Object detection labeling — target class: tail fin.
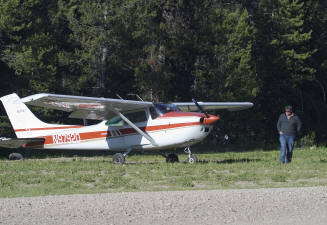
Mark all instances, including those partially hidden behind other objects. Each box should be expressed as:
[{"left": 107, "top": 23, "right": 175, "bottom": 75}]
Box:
[{"left": 0, "top": 93, "right": 52, "bottom": 138}]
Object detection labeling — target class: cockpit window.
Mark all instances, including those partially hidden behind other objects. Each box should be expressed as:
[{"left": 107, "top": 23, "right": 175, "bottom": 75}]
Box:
[
  {"left": 154, "top": 103, "right": 181, "bottom": 116},
  {"left": 149, "top": 107, "right": 159, "bottom": 120}
]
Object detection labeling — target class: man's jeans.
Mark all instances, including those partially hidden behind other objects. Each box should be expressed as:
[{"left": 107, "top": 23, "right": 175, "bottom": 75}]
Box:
[{"left": 279, "top": 134, "right": 295, "bottom": 163}]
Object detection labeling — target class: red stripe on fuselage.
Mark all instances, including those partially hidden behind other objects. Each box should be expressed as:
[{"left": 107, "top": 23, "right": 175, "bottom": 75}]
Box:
[
  {"left": 35, "top": 121, "right": 203, "bottom": 146},
  {"left": 42, "top": 130, "right": 109, "bottom": 145},
  {"left": 119, "top": 122, "right": 200, "bottom": 135}
]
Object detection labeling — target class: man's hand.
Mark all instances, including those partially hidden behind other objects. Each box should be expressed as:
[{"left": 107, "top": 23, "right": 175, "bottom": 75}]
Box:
[{"left": 279, "top": 131, "right": 284, "bottom": 135}]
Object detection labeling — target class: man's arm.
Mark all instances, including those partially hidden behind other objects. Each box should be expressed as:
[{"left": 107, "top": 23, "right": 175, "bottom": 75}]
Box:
[{"left": 277, "top": 114, "right": 282, "bottom": 134}]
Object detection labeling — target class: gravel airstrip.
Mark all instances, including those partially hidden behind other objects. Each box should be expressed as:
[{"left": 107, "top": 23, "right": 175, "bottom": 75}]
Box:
[{"left": 1, "top": 186, "right": 327, "bottom": 225}]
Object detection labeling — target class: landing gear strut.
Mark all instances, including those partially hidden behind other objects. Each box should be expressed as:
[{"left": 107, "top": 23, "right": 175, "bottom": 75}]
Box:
[
  {"left": 112, "top": 146, "right": 133, "bottom": 164},
  {"left": 184, "top": 147, "right": 198, "bottom": 164}
]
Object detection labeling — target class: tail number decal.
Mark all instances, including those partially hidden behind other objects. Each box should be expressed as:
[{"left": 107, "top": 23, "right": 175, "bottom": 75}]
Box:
[{"left": 52, "top": 133, "right": 81, "bottom": 144}]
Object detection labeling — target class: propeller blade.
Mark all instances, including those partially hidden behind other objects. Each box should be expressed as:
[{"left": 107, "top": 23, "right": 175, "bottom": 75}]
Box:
[{"left": 192, "top": 98, "right": 209, "bottom": 118}]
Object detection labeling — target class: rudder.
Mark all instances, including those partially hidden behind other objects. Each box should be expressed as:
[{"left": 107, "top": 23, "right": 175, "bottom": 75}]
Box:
[{"left": 0, "top": 93, "right": 51, "bottom": 138}]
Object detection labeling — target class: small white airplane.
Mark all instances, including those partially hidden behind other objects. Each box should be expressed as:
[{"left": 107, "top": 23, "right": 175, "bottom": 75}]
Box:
[{"left": 0, "top": 93, "right": 253, "bottom": 163}]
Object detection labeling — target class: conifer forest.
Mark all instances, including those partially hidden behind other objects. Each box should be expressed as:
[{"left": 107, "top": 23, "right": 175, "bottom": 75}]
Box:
[{"left": 0, "top": 0, "right": 326, "bottom": 147}]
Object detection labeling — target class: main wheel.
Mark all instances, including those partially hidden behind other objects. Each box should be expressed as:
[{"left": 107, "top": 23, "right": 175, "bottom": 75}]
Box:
[
  {"left": 166, "top": 153, "right": 179, "bottom": 163},
  {"left": 9, "top": 153, "right": 23, "bottom": 160},
  {"left": 188, "top": 154, "right": 198, "bottom": 164},
  {"left": 112, "top": 153, "right": 125, "bottom": 164}
]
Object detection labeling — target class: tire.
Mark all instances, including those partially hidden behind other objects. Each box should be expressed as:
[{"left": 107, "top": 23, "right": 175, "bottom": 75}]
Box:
[
  {"left": 188, "top": 154, "right": 198, "bottom": 164},
  {"left": 112, "top": 153, "right": 125, "bottom": 164},
  {"left": 8, "top": 153, "right": 23, "bottom": 160},
  {"left": 166, "top": 153, "right": 179, "bottom": 163}
]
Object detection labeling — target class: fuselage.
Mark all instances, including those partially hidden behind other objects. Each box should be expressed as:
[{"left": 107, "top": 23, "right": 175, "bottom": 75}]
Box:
[{"left": 21, "top": 104, "right": 219, "bottom": 151}]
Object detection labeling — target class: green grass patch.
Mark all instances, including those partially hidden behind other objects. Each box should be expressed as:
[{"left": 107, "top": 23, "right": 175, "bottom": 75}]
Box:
[{"left": 1, "top": 147, "right": 327, "bottom": 198}]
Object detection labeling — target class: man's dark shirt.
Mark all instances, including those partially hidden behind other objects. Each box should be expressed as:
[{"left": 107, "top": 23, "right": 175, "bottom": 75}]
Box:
[{"left": 277, "top": 113, "right": 302, "bottom": 136}]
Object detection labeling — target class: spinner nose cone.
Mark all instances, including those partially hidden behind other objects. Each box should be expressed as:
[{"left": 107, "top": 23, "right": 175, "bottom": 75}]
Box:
[{"left": 202, "top": 115, "right": 220, "bottom": 125}]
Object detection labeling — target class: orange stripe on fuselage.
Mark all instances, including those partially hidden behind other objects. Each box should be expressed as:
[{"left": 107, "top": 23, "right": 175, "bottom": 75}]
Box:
[
  {"left": 118, "top": 122, "right": 200, "bottom": 135},
  {"left": 42, "top": 130, "right": 110, "bottom": 145},
  {"left": 32, "top": 121, "right": 203, "bottom": 146}
]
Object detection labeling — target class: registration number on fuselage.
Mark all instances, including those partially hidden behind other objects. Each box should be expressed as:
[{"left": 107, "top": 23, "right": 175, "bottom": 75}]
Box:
[{"left": 52, "top": 133, "right": 81, "bottom": 144}]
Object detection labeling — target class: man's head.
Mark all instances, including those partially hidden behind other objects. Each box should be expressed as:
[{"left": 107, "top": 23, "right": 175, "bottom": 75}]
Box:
[{"left": 285, "top": 105, "right": 293, "bottom": 116}]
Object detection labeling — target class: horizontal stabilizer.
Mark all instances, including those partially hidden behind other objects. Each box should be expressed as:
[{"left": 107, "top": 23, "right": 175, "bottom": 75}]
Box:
[{"left": 0, "top": 137, "right": 45, "bottom": 148}]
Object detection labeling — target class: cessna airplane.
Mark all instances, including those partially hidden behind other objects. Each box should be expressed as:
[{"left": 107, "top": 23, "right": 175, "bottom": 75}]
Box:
[{"left": 0, "top": 93, "right": 253, "bottom": 163}]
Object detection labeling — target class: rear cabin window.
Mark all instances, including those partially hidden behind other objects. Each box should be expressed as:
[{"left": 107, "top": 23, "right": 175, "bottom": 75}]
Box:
[
  {"left": 105, "top": 111, "right": 147, "bottom": 126},
  {"left": 124, "top": 111, "right": 147, "bottom": 123},
  {"left": 105, "top": 116, "right": 124, "bottom": 126}
]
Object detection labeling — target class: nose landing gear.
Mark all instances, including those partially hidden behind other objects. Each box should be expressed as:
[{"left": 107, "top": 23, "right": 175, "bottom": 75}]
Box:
[
  {"left": 184, "top": 146, "right": 198, "bottom": 164},
  {"left": 160, "top": 147, "right": 198, "bottom": 164}
]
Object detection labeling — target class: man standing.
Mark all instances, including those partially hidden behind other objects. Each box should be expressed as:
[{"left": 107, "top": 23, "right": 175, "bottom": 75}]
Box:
[{"left": 277, "top": 105, "right": 302, "bottom": 163}]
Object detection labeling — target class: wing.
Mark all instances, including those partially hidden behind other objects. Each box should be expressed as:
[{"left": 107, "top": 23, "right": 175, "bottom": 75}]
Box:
[
  {"left": 0, "top": 137, "right": 45, "bottom": 148},
  {"left": 20, "top": 93, "right": 153, "bottom": 120},
  {"left": 172, "top": 102, "right": 254, "bottom": 112}
]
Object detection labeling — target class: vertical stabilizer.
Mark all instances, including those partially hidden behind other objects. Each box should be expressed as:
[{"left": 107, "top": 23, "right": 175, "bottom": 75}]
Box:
[{"left": 0, "top": 93, "right": 51, "bottom": 138}]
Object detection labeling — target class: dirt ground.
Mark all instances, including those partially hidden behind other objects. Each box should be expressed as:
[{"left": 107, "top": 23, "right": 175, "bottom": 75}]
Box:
[{"left": 1, "top": 186, "right": 327, "bottom": 225}]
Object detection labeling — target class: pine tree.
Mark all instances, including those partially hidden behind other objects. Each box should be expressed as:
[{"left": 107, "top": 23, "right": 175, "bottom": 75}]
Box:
[
  {"left": 275, "top": 0, "right": 315, "bottom": 84},
  {"left": 253, "top": 0, "right": 316, "bottom": 146}
]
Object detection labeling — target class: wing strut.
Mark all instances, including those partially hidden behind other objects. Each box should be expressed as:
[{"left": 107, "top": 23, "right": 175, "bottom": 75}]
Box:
[{"left": 110, "top": 107, "right": 158, "bottom": 147}]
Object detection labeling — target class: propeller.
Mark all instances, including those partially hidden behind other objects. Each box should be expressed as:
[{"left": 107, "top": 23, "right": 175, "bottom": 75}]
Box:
[{"left": 192, "top": 98, "right": 209, "bottom": 118}]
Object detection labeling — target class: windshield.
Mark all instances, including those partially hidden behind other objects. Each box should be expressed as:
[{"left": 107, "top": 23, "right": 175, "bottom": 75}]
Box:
[{"left": 154, "top": 103, "right": 181, "bottom": 116}]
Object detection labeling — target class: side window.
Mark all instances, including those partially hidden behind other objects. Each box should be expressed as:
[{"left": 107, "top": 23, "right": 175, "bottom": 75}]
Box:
[
  {"left": 106, "top": 116, "right": 124, "bottom": 126},
  {"left": 124, "top": 111, "right": 147, "bottom": 123},
  {"left": 149, "top": 107, "right": 158, "bottom": 120}
]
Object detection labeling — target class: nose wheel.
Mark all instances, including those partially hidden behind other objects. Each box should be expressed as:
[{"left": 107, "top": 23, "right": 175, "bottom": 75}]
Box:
[
  {"left": 188, "top": 154, "right": 198, "bottom": 163},
  {"left": 184, "top": 147, "right": 198, "bottom": 164}
]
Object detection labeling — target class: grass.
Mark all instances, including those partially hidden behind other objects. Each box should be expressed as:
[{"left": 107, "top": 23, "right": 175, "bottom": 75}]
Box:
[{"left": 1, "top": 146, "right": 327, "bottom": 198}]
